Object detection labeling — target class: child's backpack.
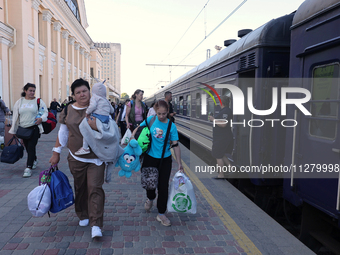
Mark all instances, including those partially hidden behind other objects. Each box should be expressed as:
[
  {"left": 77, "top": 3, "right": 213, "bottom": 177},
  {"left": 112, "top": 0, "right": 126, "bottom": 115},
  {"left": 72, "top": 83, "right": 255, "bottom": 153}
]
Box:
[
  {"left": 49, "top": 170, "right": 74, "bottom": 213},
  {"left": 37, "top": 98, "right": 57, "bottom": 134},
  {"left": 136, "top": 115, "right": 156, "bottom": 154}
]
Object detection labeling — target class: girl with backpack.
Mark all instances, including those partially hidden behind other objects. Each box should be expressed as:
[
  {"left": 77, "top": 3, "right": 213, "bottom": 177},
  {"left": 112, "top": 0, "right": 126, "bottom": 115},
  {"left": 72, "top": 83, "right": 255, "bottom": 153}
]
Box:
[
  {"left": 131, "top": 99, "right": 183, "bottom": 227},
  {"left": 125, "top": 89, "right": 146, "bottom": 131}
]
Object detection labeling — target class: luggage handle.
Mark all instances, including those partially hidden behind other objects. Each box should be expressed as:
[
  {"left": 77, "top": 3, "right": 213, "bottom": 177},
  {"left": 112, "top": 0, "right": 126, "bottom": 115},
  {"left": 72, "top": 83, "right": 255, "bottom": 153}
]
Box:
[
  {"left": 48, "top": 164, "right": 58, "bottom": 173},
  {"left": 6, "top": 136, "right": 22, "bottom": 147}
]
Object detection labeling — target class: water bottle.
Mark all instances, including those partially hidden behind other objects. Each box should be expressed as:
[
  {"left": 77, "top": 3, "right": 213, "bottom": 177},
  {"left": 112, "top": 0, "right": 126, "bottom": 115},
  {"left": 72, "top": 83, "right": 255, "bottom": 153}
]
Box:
[
  {"left": 35, "top": 107, "right": 44, "bottom": 124},
  {"left": 0, "top": 136, "right": 4, "bottom": 151}
]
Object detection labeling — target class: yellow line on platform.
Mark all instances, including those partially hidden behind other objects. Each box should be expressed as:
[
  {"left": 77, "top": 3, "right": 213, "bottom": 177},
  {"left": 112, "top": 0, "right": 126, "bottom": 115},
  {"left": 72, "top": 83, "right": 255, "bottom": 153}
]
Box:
[{"left": 172, "top": 150, "right": 262, "bottom": 255}]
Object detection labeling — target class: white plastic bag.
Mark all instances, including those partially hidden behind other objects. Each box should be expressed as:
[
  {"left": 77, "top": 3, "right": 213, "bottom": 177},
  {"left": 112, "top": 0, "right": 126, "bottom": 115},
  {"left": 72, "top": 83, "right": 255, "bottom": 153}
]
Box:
[
  {"left": 27, "top": 184, "right": 51, "bottom": 217},
  {"left": 121, "top": 128, "right": 132, "bottom": 145},
  {"left": 167, "top": 171, "right": 197, "bottom": 214}
]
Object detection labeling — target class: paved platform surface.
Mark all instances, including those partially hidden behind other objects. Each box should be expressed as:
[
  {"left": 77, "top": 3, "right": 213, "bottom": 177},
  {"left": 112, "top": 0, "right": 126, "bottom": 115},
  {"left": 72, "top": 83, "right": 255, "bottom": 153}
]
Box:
[{"left": 0, "top": 123, "right": 315, "bottom": 255}]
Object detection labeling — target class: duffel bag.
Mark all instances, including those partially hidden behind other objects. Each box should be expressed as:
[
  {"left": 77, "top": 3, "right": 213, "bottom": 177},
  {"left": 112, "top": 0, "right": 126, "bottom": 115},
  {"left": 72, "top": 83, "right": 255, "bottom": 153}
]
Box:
[{"left": 0, "top": 137, "right": 24, "bottom": 164}]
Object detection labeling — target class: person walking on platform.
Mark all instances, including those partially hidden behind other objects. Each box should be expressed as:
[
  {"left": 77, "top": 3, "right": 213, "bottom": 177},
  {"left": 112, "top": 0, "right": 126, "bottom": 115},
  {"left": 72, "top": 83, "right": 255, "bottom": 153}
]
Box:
[
  {"left": 147, "top": 100, "right": 156, "bottom": 117},
  {"left": 209, "top": 96, "right": 233, "bottom": 179},
  {"left": 116, "top": 99, "right": 129, "bottom": 138},
  {"left": 60, "top": 99, "right": 68, "bottom": 110},
  {"left": 164, "top": 91, "right": 176, "bottom": 123},
  {"left": 9, "top": 83, "right": 48, "bottom": 177},
  {"left": 132, "top": 99, "right": 183, "bottom": 226},
  {"left": 125, "top": 89, "right": 147, "bottom": 131},
  {"left": 0, "top": 96, "right": 11, "bottom": 138},
  {"left": 50, "top": 98, "right": 61, "bottom": 120},
  {"left": 49, "top": 78, "right": 106, "bottom": 238}
]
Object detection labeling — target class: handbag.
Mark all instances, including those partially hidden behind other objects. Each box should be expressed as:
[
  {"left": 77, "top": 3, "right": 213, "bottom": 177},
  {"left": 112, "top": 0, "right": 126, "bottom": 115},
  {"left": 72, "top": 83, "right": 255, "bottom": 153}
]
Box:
[
  {"left": 167, "top": 171, "right": 197, "bottom": 214},
  {"left": 141, "top": 120, "right": 172, "bottom": 190},
  {"left": 27, "top": 184, "right": 51, "bottom": 217},
  {"left": 0, "top": 136, "right": 24, "bottom": 164},
  {"left": 16, "top": 126, "right": 34, "bottom": 139},
  {"left": 121, "top": 128, "right": 132, "bottom": 145},
  {"left": 141, "top": 167, "right": 159, "bottom": 190}
]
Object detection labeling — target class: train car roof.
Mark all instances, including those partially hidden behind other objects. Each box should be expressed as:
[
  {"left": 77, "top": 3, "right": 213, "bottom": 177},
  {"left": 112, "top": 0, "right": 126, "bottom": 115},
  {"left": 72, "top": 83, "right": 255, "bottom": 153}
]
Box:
[
  {"left": 169, "top": 13, "right": 293, "bottom": 86},
  {"left": 292, "top": 0, "right": 340, "bottom": 28},
  {"left": 149, "top": 13, "right": 294, "bottom": 98}
]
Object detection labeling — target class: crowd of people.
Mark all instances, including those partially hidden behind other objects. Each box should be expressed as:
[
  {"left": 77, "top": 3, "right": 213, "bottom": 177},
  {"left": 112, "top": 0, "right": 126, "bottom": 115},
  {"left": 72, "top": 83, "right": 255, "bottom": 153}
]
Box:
[{"left": 1, "top": 79, "right": 232, "bottom": 239}]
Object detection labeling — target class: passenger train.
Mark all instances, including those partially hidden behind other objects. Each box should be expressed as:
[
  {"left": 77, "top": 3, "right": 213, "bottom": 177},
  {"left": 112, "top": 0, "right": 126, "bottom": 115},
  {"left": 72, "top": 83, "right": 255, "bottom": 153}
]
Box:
[{"left": 144, "top": 0, "right": 340, "bottom": 253}]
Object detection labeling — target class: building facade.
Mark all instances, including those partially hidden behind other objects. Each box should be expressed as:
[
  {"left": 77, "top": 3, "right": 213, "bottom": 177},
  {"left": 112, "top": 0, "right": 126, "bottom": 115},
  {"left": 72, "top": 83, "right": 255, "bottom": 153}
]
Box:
[
  {"left": 0, "top": 0, "right": 119, "bottom": 109},
  {"left": 94, "top": 43, "right": 121, "bottom": 102}
]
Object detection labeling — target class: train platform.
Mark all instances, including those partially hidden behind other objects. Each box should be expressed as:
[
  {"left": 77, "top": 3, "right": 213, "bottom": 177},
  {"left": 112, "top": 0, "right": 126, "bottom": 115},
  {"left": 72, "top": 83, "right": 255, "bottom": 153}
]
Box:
[{"left": 0, "top": 124, "right": 314, "bottom": 255}]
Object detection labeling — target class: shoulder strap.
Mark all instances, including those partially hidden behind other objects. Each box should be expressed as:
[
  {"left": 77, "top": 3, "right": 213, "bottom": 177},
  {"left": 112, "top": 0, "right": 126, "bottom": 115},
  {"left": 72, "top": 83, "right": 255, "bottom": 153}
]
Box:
[
  {"left": 145, "top": 116, "right": 149, "bottom": 128},
  {"left": 64, "top": 101, "right": 75, "bottom": 117},
  {"left": 147, "top": 115, "right": 157, "bottom": 129},
  {"left": 142, "top": 102, "right": 147, "bottom": 119},
  {"left": 159, "top": 120, "right": 172, "bottom": 168},
  {"left": 37, "top": 98, "right": 40, "bottom": 110}
]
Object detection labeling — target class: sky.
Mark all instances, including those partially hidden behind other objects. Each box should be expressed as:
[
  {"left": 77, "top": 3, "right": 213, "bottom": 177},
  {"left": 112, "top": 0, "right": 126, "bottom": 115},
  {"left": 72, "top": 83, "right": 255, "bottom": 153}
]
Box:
[{"left": 83, "top": 0, "right": 305, "bottom": 98}]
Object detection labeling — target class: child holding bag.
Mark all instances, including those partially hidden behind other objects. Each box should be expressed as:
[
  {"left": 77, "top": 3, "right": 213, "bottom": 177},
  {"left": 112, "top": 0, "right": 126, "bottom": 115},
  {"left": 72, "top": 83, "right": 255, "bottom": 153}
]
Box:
[{"left": 132, "top": 99, "right": 183, "bottom": 226}]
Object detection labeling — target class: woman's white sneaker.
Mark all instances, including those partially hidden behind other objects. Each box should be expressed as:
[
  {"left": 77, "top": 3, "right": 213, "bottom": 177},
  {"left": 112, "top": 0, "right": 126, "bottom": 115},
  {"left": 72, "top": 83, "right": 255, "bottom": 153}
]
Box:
[
  {"left": 32, "top": 160, "right": 38, "bottom": 169},
  {"left": 91, "top": 226, "right": 102, "bottom": 238},
  {"left": 79, "top": 219, "right": 89, "bottom": 227},
  {"left": 23, "top": 168, "right": 32, "bottom": 178}
]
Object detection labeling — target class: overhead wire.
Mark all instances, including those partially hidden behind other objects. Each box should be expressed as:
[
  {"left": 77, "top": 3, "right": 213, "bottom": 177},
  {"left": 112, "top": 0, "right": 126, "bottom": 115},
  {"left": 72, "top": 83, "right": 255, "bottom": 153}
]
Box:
[
  {"left": 159, "top": 0, "right": 211, "bottom": 64},
  {"left": 174, "top": 0, "right": 248, "bottom": 69},
  {"left": 152, "top": 0, "right": 248, "bottom": 90}
]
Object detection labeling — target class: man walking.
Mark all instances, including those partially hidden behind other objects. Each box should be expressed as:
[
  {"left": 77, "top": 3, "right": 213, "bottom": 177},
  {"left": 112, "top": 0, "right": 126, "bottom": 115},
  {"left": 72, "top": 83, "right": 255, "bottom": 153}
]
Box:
[
  {"left": 50, "top": 98, "right": 61, "bottom": 120},
  {"left": 209, "top": 96, "right": 233, "bottom": 179},
  {"left": 116, "top": 99, "right": 129, "bottom": 138},
  {"left": 164, "top": 91, "right": 176, "bottom": 122}
]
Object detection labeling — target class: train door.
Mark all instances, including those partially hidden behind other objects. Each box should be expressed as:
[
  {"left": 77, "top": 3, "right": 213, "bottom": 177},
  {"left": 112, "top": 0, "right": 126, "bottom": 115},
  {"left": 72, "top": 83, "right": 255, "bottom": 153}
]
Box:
[
  {"left": 294, "top": 59, "right": 340, "bottom": 218},
  {"left": 235, "top": 71, "right": 255, "bottom": 167}
]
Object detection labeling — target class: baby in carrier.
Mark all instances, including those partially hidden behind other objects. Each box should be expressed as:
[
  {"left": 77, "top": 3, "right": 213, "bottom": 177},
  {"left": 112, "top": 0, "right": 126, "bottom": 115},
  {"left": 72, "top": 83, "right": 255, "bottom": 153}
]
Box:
[{"left": 75, "top": 80, "right": 115, "bottom": 155}]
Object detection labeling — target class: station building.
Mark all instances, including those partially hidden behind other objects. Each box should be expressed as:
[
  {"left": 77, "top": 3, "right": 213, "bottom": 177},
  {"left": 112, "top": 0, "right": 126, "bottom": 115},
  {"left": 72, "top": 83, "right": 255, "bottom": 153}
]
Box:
[{"left": 0, "top": 0, "right": 120, "bottom": 109}]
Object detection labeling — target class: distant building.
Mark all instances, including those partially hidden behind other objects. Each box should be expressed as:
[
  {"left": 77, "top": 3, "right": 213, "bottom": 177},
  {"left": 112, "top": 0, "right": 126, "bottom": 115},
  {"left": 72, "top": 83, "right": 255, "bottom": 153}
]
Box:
[{"left": 94, "top": 43, "right": 121, "bottom": 102}]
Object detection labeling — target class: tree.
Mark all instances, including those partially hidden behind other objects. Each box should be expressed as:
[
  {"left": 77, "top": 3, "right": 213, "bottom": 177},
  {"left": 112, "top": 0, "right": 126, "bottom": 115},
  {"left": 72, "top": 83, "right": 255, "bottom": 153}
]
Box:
[{"left": 121, "top": 93, "right": 129, "bottom": 99}]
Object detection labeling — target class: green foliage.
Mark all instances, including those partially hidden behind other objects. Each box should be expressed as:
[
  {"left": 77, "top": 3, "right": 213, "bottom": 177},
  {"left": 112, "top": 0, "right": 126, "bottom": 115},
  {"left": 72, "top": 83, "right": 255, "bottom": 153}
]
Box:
[{"left": 121, "top": 93, "right": 129, "bottom": 99}]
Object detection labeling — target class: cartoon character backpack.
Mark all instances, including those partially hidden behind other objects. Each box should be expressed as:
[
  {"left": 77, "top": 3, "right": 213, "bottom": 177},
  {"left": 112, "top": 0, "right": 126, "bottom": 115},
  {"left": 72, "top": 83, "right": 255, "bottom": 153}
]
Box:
[{"left": 115, "top": 139, "right": 142, "bottom": 178}]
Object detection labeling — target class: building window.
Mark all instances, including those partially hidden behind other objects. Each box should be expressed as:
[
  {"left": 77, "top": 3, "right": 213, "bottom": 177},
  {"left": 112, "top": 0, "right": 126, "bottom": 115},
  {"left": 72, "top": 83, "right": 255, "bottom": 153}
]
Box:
[{"left": 64, "top": 0, "right": 81, "bottom": 22}]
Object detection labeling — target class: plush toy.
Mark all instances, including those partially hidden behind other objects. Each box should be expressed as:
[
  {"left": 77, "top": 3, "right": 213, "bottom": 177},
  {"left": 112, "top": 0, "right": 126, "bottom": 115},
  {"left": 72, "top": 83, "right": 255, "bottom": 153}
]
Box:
[{"left": 115, "top": 139, "right": 142, "bottom": 178}]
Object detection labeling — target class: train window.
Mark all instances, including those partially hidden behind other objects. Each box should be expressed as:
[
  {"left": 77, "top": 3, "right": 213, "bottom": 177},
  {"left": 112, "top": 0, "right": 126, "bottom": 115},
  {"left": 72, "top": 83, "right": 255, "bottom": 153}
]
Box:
[
  {"left": 222, "top": 88, "right": 231, "bottom": 97},
  {"left": 173, "top": 97, "right": 178, "bottom": 112},
  {"left": 222, "top": 88, "right": 232, "bottom": 108},
  {"left": 179, "top": 96, "right": 183, "bottom": 115},
  {"left": 196, "top": 93, "right": 201, "bottom": 118},
  {"left": 208, "top": 100, "right": 214, "bottom": 120},
  {"left": 309, "top": 63, "right": 339, "bottom": 140},
  {"left": 187, "top": 95, "right": 191, "bottom": 117}
]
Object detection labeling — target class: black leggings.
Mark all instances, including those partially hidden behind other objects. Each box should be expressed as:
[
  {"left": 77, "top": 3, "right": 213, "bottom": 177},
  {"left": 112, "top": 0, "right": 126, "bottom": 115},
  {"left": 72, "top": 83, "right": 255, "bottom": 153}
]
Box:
[
  {"left": 142, "top": 154, "right": 172, "bottom": 214},
  {"left": 22, "top": 126, "right": 40, "bottom": 169}
]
